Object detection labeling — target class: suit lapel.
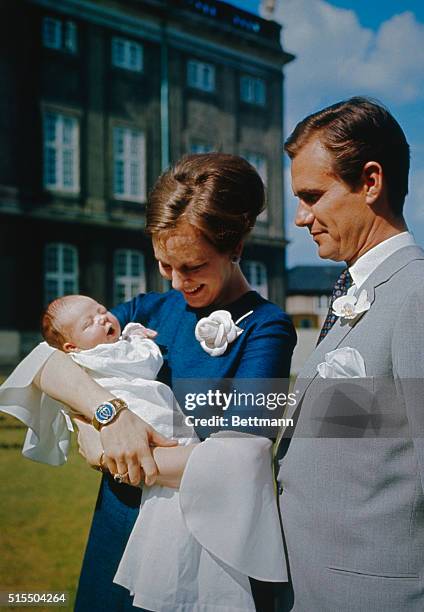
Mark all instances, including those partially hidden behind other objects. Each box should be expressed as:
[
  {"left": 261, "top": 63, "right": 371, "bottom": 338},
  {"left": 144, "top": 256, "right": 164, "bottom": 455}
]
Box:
[
  {"left": 284, "top": 287, "right": 374, "bottom": 422},
  {"left": 283, "top": 245, "right": 424, "bottom": 427}
]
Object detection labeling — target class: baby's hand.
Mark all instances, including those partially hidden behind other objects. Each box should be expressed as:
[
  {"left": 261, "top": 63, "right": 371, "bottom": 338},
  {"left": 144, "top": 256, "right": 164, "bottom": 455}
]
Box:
[{"left": 121, "top": 322, "right": 158, "bottom": 340}]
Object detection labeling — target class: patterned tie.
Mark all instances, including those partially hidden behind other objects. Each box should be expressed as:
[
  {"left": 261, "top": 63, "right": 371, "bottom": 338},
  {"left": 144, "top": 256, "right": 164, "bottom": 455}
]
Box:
[{"left": 317, "top": 268, "right": 353, "bottom": 345}]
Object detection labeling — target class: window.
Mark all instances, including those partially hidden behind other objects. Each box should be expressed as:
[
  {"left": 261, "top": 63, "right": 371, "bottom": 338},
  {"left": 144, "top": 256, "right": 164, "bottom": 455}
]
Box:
[
  {"left": 243, "top": 152, "right": 267, "bottom": 186},
  {"left": 243, "top": 152, "right": 268, "bottom": 221},
  {"left": 240, "top": 75, "right": 266, "bottom": 106},
  {"left": 292, "top": 314, "right": 319, "bottom": 329},
  {"left": 114, "top": 250, "right": 146, "bottom": 303},
  {"left": 314, "top": 294, "right": 331, "bottom": 314},
  {"left": 43, "top": 112, "right": 79, "bottom": 192},
  {"left": 242, "top": 260, "right": 268, "bottom": 298},
  {"left": 113, "top": 127, "right": 146, "bottom": 201},
  {"left": 187, "top": 60, "right": 215, "bottom": 92},
  {"left": 300, "top": 318, "right": 313, "bottom": 329},
  {"left": 42, "top": 17, "right": 77, "bottom": 53},
  {"left": 189, "top": 142, "right": 215, "bottom": 154},
  {"left": 112, "top": 37, "right": 143, "bottom": 72},
  {"left": 44, "top": 243, "right": 79, "bottom": 305}
]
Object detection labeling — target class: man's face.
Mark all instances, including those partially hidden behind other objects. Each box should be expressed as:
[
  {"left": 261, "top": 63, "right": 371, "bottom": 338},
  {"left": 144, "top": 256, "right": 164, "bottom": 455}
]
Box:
[{"left": 291, "top": 137, "right": 370, "bottom": 264}]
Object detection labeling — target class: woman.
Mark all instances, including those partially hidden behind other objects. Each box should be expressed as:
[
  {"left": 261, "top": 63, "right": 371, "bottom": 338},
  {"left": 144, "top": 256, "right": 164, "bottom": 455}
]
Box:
[{"left": 2, "top": 153, "right": 296, "bottom": 610}]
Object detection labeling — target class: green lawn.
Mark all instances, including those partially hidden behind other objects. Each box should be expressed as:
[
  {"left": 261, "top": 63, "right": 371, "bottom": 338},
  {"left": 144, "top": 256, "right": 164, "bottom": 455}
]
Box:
[{"left": 0, "top": 415, "right": 100, "bottom": 610}]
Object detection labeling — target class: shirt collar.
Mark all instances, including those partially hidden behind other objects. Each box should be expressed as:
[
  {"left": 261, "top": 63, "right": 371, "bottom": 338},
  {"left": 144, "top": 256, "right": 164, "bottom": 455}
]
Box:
[{"left": 349, "top": 232, "right": 416, "bottom": 289}]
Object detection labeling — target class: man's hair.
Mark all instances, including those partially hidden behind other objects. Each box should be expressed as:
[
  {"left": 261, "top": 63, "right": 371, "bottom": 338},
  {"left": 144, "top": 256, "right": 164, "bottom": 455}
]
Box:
[
  {"left": 41, "top": 295, "right": 76, "bottom": 350},
  {"left": 284, "top": 97, "right": 410, "bottom": 215},
  {"left": 146, "top": 152, "right": 265, "bottom": 252}
]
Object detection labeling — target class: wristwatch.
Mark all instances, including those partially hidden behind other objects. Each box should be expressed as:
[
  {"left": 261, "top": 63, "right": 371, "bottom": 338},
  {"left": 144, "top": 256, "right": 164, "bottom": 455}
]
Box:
[{"left": 92, "top": 398, "right": 128, "bottom": 431}]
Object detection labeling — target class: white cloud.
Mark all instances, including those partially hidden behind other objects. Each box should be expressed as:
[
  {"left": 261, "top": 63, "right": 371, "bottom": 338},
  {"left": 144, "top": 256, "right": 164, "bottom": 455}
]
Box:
[
  {"left": 274, "top": 1, "right": 424, "bottom": 263},
  {"left": 274, "top": 0, "right": 424, "bottom": 129}
]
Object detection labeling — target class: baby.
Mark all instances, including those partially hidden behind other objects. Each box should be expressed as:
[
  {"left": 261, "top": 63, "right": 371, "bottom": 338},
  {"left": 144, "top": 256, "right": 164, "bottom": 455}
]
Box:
[
  {"left": 0, "top": 294, "right": 288, "bottom": 611},
  {"left": 41, "top": 294, "right": 155, "bottom": 353},
  {"left": 37, "top": 294, "right": 260, "bottom": 611},
  {"left": 40, "top": 293, "right": 192, "bottom": 472}
]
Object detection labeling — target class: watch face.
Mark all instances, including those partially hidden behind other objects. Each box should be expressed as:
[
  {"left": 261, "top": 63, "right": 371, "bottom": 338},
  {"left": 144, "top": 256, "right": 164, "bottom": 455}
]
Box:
[{"left": 96, "top": 402, "right": 116, "bottom": 424}]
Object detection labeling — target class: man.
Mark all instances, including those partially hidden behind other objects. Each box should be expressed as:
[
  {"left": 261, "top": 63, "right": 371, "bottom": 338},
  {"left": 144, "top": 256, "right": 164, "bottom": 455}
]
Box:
[{"left": 277, "top": 97, "right": 424, "bottom": 611}]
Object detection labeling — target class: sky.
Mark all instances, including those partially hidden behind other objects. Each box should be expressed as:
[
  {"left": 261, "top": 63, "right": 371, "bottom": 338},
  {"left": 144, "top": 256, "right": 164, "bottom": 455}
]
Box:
[{"left": 226, "top": 0, "right": 424, "bottom": 267}]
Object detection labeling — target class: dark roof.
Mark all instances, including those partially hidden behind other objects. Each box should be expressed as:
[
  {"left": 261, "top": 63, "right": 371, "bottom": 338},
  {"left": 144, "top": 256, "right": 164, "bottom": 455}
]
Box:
[{"left": 288, "top": 265, "right": 344, "bottom": 294}]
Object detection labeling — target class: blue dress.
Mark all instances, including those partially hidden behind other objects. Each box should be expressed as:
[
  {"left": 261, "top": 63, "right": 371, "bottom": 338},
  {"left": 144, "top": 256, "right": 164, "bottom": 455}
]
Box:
[{"left": 75, "top": 290, "right": 296, "bottom": 611}]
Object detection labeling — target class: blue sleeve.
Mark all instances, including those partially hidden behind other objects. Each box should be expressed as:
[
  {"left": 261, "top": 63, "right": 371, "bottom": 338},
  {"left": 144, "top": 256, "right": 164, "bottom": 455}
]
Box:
[
  {"left": 111, "top": 295, "right": 146, "bottom": 330},
  {"left": 197, "top": 314, "right": 297, "bottom": 440},
  {"left": 234, "top": 314, "right": 297, "bottom": 379}
]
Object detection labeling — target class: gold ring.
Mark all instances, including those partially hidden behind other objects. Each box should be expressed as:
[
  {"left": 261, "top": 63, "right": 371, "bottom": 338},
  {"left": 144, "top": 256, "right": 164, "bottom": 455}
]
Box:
[{"left": 93, "top": 451, "right": 107, "bottom": 473}]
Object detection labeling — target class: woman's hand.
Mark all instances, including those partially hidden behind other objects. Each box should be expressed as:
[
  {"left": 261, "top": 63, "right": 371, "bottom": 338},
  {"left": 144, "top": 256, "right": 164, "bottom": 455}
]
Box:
[
  {"left": 100, "top": 410, "right": 178, "bottom": 486},
  {"left": 74, "top": 417, "right": 105, "bottom": 469}
]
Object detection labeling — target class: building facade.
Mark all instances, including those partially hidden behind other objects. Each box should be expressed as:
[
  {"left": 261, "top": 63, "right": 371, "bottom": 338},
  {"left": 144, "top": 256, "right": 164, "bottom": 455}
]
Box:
[
  {"left": 287, "top": 265, "right": 343, "bottom": 373},
  {"left": 0, "top": 0, "right": 294, "bottom": 365}
]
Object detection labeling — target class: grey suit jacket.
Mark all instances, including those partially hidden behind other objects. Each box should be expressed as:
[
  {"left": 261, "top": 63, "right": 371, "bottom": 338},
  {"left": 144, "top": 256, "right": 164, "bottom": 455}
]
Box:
[{"left": 277, "top": 245, "right": 424, "bottom": 612}]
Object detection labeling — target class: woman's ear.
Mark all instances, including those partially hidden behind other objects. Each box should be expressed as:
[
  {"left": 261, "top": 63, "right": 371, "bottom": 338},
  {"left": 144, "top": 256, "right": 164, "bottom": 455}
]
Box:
[
  {"left": 232, "top": 241, "right": 244, "bottom": 260},
  {"left": 363, "top": 161, "right": 384, "bottom": 205}
]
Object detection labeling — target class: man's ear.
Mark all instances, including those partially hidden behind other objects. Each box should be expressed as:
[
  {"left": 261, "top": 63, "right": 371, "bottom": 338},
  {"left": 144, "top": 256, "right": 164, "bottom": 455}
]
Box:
[
  {"left": 63, "top": 342, "right": 78, "bottom": 353},
  {"left": 363, "top": 161, "right": 384, "bottom": 205}
]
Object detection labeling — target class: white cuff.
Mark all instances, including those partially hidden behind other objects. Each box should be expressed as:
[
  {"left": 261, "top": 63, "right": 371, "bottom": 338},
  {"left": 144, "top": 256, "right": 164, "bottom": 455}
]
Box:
[{"left": 0, "top": 343, "right": 72, "bottom": 465}]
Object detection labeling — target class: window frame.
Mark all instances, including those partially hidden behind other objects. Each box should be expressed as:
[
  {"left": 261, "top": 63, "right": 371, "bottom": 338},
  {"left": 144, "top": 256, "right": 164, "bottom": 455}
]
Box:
[
  {"left": 113, "top": 249, "right": 146, "bottom": 304},
  {"left": 44, "top": 243, "right": 79, "bottom": 305},
  {"left": 113, "top": 126, "right": 146, "bottom": 202},
  {"left": 242, "top": 260, "right": 269, "bottom": 299},
  {"left": 42, "top": 16, "right": 78, "bottom": 54},
  {"left": 111, "top": 37, "right": 143, "bottom": 73},
  {"left": 240, "top": 75, "right": 266, "bottom": 106},
  {"left": 243, "top": 151, "right": 268, "bottom": 186},
  {"left": 242, "top": 152, "right": 268, "bottom": 221},
  {"left": 314, "top": 294, "right": 331, "bottom": 314},
  {"left": 43, "top": 110, "right": 80, "bottom": 194},
  {"left": 187, "top": 59, "right": 216, "bottom": 93}
]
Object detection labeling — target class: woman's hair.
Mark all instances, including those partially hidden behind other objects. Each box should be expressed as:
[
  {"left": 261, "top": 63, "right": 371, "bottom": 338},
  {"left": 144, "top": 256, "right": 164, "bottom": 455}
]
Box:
[
  {"left": 284, "top": 96, "right": 410, "bottom": 215},
  {"left": 146, "top": 153, "right": 265, "bottom": 252},
  {"left": 41, "top": 296, "right": 73, "bottom": 350}
]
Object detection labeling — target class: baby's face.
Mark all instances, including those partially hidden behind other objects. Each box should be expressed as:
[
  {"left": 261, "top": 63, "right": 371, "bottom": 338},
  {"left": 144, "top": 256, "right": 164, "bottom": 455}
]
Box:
[{"left": 59, "top": 296, "right": 121, "bottom": 351}]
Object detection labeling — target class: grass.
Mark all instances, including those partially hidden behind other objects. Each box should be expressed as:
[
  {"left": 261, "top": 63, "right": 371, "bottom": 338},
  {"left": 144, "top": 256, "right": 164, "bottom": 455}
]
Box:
[{"left": 0, "top": 414, "right": 100, "bottom": 610}]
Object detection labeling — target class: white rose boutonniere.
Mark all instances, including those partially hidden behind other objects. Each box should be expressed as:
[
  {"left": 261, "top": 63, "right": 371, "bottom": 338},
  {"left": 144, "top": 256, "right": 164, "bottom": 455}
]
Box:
[
  {"left": 195, "top": 310, "right": 253, "bottom": 356},
  {"left": 332, "top": 286, "right": 371, "bottom": 321}
]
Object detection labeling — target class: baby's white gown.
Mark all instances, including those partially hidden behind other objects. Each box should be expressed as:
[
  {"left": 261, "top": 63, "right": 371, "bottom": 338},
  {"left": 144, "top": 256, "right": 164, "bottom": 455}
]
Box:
[{"left": 0, "top": 326, "right": 288, "bottom": 611}]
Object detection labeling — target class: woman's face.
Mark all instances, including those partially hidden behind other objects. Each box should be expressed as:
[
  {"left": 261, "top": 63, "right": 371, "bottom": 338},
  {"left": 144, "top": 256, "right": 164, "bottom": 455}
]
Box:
[{"left": 152, "top": 222, "right": 238, "bottom": 308}]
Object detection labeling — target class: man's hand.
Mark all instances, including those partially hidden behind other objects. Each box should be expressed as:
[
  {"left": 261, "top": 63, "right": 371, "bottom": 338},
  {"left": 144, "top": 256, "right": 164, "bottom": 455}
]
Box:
[{"left": 100, "top": 409, "right": 178, "bottom": 486}]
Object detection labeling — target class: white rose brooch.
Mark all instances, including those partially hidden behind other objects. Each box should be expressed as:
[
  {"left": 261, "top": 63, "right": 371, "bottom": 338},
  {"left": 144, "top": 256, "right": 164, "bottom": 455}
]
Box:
[
  {"left": 332, "top": 286, "right": 370, "bottom": 322},
  {"left": 195, "top": 310, "right": 253, "bottom": 357}
]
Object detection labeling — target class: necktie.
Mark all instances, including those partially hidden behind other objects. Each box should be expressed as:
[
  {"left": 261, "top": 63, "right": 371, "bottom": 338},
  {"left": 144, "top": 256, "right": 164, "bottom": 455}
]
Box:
[{"left": 317, "top": 268, "right": 353, "bottom": 345}]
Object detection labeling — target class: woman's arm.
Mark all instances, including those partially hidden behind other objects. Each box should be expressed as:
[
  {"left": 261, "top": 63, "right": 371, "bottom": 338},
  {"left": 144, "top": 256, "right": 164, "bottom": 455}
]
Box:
[
  {"left": 152, "top": 444, "right": 197, "bottom": 488},
  {"left": 33, "top": 350, "right": 177, "bottom": 485},
  {"left": 234, "top": 315, "right": 297, "bottom": 379},
  {"left": 76, "top": 416, "right": 196, "bottom": 489},
  {"left": 34, "top": 350, "right": 111, "bottom": 419},
  {"left": 73, "top": 312, "right": 296, "bottom": 485}
]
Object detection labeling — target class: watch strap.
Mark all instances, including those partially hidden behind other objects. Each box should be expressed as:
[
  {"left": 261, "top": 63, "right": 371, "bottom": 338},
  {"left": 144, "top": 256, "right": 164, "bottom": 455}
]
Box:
[{"left": 92, "top": 398, "right": 128, "bottom": 431}]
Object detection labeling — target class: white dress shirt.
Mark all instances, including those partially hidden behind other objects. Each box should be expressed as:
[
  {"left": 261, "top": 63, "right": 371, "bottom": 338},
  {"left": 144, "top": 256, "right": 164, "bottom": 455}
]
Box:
[{"left": 349, "top": 231, "right": 416, "bottom": 289}]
